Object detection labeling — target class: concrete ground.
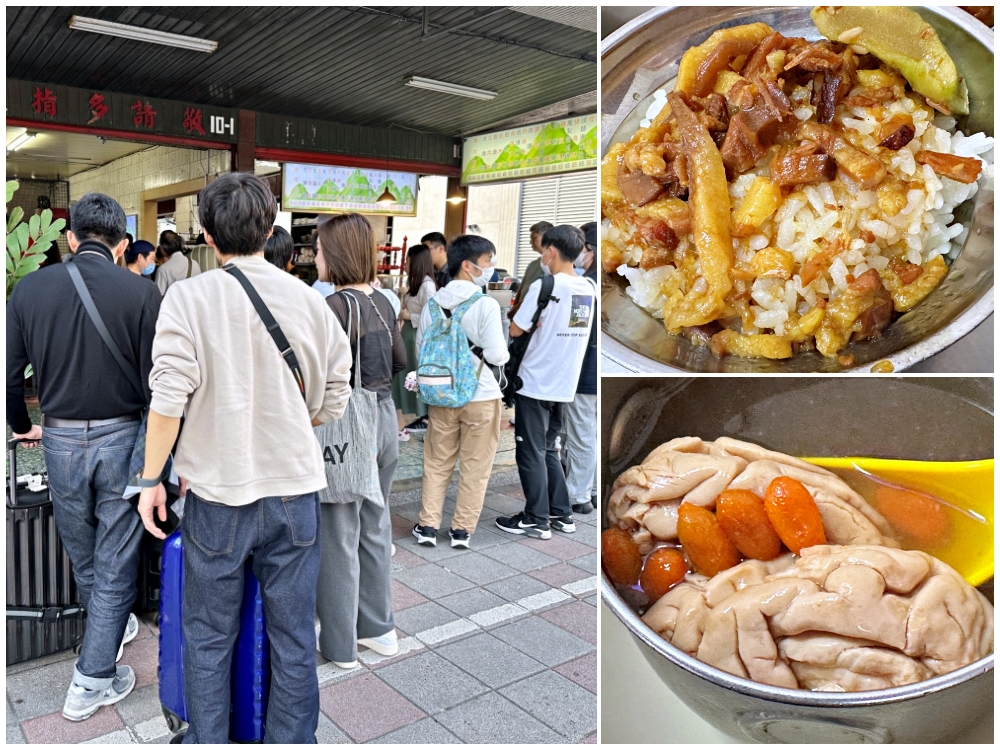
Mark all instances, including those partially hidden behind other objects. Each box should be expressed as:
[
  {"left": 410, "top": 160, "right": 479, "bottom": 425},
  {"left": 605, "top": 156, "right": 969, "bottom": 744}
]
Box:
[{"left": 7, "top": 455, "right": 598, "bottom": 743}]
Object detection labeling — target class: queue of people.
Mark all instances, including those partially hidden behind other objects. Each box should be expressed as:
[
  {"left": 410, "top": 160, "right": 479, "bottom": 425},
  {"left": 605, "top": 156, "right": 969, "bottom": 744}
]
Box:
[{"left": 5, "top": 173, "right": 597, "bottom": 743}]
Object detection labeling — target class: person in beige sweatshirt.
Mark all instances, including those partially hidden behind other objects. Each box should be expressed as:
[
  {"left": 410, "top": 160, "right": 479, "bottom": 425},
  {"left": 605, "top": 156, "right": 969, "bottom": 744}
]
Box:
[{"left": 136, "top": 172, "right": 352, "bottom": 744}]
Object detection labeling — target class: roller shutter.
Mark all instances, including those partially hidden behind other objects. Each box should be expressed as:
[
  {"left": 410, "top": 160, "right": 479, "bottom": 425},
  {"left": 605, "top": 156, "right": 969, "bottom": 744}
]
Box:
[{"left": 514, "top": 170, "right": 597, "bottom": 278}]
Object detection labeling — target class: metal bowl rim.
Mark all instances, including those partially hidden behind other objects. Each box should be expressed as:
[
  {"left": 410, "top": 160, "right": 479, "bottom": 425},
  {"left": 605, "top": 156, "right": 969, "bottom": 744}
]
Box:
[
  {"left": 600, "top": 5, "right": 995, "bottom": 374},
  {"left": 602, "top": 576, "right": 994, "bottom": 706}
]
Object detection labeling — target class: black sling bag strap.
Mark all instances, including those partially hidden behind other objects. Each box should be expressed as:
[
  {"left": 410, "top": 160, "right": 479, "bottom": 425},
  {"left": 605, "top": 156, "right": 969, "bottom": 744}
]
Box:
[
  {"left": 501, "top": 273, "right": 555, "bottom": 407},
  {"left": 65, "top": 260, "right": 146, "bottom": 401},
  {"left": 223, "top": 264, "right": 307, "bottom": 402}
]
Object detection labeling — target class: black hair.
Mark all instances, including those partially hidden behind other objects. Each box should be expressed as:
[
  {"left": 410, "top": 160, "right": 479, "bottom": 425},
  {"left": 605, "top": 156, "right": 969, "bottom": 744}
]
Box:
[
  {"left": 530, "top": 221, "right": 554, "bottom": 236},
  {"left": 579, "top": 221, "right": 597, "bottom": 250},
  {"left": 406, "top": 244, "right": 437, "bottom": 298},
  {"left": 197, "top": 173, "right": 277, "bottom": 257},
  {"left": 421, "top": 231, "right": 447, "bottom": 249},
  {"left": 264, "top": 225, "right": 294, "bottom": 269},
  {"left": 542, "top": 224, "right": 585, "bottom": 262},
  {"left": 446, "top": 235, "right": 495, "bottom": 279},
  {"left": 125, "top": 240, "right": 156, "bottom": 264},
  {"left": 70, "top": 192, "right": 126, "bottom": 248},
  {"left": 159, "top": 230, "right": 184, "bottom": 256}
]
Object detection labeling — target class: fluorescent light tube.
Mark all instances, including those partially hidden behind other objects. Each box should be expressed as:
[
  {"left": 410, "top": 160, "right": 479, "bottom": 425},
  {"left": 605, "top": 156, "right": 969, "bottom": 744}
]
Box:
[
  {"left": 404, "top": 76, "right": 497, "bottom": 101},
  {"left": 6, "top": 132, "right": 36, "bottom": 152},
  {"left": 68, "top": 16, "right": 218, "bottom": 53}
]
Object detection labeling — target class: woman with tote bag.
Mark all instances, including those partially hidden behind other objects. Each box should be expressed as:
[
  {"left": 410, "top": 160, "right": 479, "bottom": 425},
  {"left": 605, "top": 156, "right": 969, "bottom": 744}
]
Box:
[{"left": 313, "top": 213, "right": 406, "bottom": 667}]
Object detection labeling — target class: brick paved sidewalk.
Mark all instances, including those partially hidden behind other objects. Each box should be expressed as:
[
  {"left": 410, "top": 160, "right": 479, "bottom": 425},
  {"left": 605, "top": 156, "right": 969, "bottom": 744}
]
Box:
[{"left": 6, "top": 474, "right": 598, "bottom": 744}]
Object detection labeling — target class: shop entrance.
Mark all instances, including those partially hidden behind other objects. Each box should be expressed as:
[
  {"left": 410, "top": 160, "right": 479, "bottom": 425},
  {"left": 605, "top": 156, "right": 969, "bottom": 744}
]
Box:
[{"left": 6, "top": 125, "right": 229, "bottom": 256}]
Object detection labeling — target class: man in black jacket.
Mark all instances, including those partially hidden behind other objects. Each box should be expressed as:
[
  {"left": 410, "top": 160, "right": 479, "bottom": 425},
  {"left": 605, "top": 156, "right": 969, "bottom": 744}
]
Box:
[{"left": 6, "top": 193, "right": 161, "bottom": 722}]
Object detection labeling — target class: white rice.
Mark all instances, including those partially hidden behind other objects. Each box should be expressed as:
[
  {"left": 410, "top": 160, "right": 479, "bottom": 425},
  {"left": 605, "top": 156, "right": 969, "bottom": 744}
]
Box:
[{"left": 607, "top": 96, "right": 994, "bottom": 326}]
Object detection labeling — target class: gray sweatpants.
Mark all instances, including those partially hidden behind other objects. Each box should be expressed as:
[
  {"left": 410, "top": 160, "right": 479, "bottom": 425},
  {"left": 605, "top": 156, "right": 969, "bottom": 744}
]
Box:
[
  {"left": 316, "top": 396, "right": 398, "bottom": 663},
  {"left": 564, "top": 392, "right": 597, "bottom": 504}
]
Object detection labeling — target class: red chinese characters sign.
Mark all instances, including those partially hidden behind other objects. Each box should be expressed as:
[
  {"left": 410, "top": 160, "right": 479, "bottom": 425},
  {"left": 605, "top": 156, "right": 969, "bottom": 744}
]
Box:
[
  {"left": 88, "top": 93, "right": 109, "bottom": 124},
  {"left": 131, "top": 100, "right": 157, "bottom": 130},
  {"left": 10, "top": 79, "right": 239, "bottom": 143},
  {"left": 31, "top": 86, "right": 57, "bottom": 117},
  {"left": 182, "top": 107, "right": 205, "bottom": 136}
]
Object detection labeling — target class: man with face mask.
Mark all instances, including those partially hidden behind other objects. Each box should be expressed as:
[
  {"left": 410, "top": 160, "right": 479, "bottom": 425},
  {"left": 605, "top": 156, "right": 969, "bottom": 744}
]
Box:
[
  {"left": 6, "top": 192, "right": 161, "bottom": 721},
  {"left": 413, "top": 235, "right": 510, "bottom": 549},
  {"left": 508, "top": 221, "right": 553, "bottom": 319},
  {"left": 125, "top": 239, "right": 157, "bottom": 278},
  {"left": 497, "top": 225, "right": 596, "bottom": 540}
]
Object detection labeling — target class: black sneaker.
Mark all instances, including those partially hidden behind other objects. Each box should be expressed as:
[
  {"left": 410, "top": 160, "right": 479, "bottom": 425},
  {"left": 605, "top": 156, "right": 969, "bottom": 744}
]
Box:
[
  {"left": 412, "top": 524, "right": 438, "bottom": 546},
  {"left": 405, "top": 417, "right": 429, "bottom": 434},
  {"left": 549, "top": 515, "right": 577, "bottom": 534},
  {"left": 495, "top": 513, "right": 552, "bottom": 540},
  {"left": 449, "top": 529, "right": 471, "bottom": 549},
  {"left": 571, "top": 501, "right": 595, "bottom": 515}
]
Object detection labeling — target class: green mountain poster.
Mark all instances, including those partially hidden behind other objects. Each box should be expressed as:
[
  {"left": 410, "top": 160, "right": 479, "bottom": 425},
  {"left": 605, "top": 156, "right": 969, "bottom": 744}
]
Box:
[
  {"left": 461, "top": 113, "right": 597, "bottom": 184},
  {"left": 281, "top": 164, "right": 418, "bottom": 215}
]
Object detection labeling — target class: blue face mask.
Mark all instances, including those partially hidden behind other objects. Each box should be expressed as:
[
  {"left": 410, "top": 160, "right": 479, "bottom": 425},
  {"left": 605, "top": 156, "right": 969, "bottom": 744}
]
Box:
[{"left": 141, "top": 263, "right": 155, "bottom": 276}]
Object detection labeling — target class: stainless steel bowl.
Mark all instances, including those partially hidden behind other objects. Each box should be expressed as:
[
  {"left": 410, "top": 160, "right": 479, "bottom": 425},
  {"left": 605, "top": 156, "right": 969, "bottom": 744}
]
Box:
[
  {"left": 600, "top": 377, "right": 995, "bottom": 743},
  {"left": 601, "top": 6, "right": 995, "bottom": 373}
]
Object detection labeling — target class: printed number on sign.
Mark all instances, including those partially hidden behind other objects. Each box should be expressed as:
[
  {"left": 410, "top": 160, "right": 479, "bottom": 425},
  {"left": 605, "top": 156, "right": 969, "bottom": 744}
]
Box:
[{"left": 210, "top": 116, "right": 235, "bottom": 135}]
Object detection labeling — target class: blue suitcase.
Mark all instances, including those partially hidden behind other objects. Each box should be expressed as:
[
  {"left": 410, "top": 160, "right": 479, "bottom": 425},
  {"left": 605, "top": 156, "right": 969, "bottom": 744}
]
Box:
[{"left": 158, "top": 531, "right": 271, "bottom": 741}]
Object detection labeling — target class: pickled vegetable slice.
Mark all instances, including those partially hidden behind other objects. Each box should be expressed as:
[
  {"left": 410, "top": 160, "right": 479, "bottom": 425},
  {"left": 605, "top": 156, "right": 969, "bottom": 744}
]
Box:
[{"left": 811, "top": 6, "right": 969, "bottom": 115}]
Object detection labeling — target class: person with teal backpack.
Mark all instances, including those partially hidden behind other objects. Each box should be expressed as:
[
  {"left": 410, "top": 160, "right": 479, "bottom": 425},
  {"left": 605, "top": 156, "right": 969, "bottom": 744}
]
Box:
[{"left": 413, "top": 236, "right": 509, "bottom": 549}]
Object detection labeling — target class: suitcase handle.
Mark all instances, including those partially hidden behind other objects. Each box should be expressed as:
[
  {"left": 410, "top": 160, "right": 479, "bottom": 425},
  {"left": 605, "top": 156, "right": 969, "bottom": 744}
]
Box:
[
  {"left": 6, "top": 605, "right": 85, "bottom": 622},
  {"left": 8, "top": 438, "right": 22, "bottom": 506},
  {"left": 8, "top": 438, "right": 45, "bottom": 508}
]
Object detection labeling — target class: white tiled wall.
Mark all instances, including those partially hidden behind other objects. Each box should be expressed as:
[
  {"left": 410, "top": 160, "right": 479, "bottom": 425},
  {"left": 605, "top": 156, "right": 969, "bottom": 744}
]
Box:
[
  {"left": 390, "top": 175, "right": 521, "bottom": 273},
  {"left": 68, "top": 146, "right": 230, "bottom": 218},
  {"left": 466, "top": 182, "right": 521, "bottom": 274},
  {"left": 391, "top": 175, "right": 448, "bottom": 251}
]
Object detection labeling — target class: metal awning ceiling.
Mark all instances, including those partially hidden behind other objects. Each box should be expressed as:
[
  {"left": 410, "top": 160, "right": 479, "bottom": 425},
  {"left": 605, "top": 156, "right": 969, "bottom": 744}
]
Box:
[
  {"left": 5, "top": 126, "right": 152, "bottom": 180},
  {"left": 6, "top": 6, "right": 596, "bottom": 137}
]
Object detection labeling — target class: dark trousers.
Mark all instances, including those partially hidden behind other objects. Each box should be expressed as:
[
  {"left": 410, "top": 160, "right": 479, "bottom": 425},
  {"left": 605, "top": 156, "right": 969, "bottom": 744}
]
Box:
[
  {"left": 181, "top": 491, "right": 321, "bottom": 744},
  {"left": 514, "top": 394, "right": 573, "bottom": 524},
  {"left": 42, "top": 421, "right": 142, "bottom": 688}
]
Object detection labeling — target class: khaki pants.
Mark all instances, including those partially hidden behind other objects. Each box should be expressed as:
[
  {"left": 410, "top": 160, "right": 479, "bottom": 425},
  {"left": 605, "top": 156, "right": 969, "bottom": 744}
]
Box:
[{"left": 418, "top": 399, "right": 502, "bottom": 533}]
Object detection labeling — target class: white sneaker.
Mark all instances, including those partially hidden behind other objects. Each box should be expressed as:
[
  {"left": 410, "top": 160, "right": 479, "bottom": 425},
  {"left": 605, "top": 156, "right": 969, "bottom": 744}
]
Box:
[
  {"left": 116, "top": 612, "right": 139, "bottom": 662},
  {"left": 398, "top": 429, "right": 411, "bottom": 442},
  {"left": 391, "top": 543, "right": 396, "bottom": 557},
  {"left": 333, "top": 660, "right": 359, "bottom": 669},
  {"left": 358, "top": 630, "right": 398, "bottom": 656},
  {"left": 62, "top": 666, "right": 135, "bottom": 721}
]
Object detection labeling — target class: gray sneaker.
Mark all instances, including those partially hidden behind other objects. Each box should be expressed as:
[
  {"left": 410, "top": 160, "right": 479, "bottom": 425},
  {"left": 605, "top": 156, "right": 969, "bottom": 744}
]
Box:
[
  {"left": 116, "top": 612, "right": 139, "bottom": 662},
  {"left": 62, "top": 666, "right": 136, "bottom": 721}
]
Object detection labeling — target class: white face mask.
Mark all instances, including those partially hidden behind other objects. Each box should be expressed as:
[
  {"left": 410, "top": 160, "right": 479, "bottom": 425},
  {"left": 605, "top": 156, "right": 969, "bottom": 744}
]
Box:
[
  {"left": 471, "top": 263, "right": 493, "bottom": 287},
  {"left": 540, "top": 250, "right": 554, "bottom": 276},
  {"left": 573, "top": 253, "right": 587, "bottom": 268}
]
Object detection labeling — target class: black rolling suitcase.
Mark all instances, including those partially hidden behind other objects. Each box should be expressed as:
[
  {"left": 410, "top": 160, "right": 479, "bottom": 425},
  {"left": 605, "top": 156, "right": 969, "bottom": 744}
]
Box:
[{"left": 6, "top": 438, "right": 85, "bottom": 666}]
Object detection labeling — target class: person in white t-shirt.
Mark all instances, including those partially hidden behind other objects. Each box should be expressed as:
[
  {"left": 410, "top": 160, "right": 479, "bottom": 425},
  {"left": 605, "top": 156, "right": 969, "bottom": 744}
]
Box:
[{"left": 495, "top": 225, "right": 595, "bottom": 540}]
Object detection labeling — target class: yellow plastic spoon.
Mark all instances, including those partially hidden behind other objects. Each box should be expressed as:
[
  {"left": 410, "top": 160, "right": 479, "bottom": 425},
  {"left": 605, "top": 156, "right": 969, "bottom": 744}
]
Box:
[{"left": 800, "top": 457, "right": 994, "bottom": 587}]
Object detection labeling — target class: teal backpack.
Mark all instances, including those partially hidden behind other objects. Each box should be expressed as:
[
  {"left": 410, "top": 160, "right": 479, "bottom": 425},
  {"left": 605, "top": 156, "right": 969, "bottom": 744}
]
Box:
[{"left": 417, "top": 293, "right": 484, "bottom": 408}]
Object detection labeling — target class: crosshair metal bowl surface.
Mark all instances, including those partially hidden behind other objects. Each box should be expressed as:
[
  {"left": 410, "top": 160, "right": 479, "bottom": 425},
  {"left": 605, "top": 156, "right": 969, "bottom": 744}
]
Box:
[
  {"left": 601, "top": 6, "right": 994, "bottom": 373},
  {"left": 600, "top": 377, "right": 995, "bottom": 743}
]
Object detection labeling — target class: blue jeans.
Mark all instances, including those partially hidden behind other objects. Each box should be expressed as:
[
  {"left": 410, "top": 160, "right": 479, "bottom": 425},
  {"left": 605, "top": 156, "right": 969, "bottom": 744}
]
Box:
[
  {"left": 181, "top": 491, "right": 321, "bottom": 744},
  {"left": 41, "top": 421, "right": 143, "bottom": 689}
]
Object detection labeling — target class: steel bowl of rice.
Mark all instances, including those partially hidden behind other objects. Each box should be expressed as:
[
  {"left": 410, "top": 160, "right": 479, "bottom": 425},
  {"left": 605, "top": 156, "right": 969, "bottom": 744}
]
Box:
[{"left": 600, "top": 6, "right": 994, "bottom": 373}]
